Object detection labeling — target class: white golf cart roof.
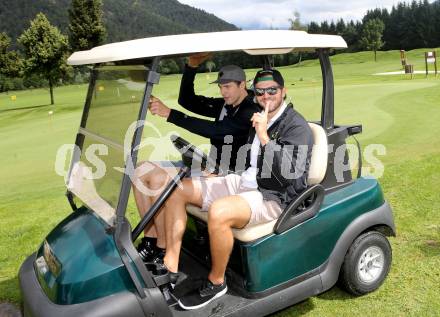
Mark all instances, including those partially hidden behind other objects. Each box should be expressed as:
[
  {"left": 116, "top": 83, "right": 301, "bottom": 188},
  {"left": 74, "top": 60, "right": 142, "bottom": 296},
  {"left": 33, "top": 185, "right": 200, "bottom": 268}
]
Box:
[{"left": 67, "top": 30, "right": 347, "bottom": 65}]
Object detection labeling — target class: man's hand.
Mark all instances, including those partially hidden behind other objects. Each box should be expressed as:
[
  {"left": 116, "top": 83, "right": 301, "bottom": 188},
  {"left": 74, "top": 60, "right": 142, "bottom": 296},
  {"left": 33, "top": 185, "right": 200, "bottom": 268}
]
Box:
[
  {"left": 149, "top": 96, "right": 171, "bottom": 118},
  {"left": 188, "top": 52, "right": 213, "bottom": 68},
  {"left": 251, "top": 103, "right": 270, "bottom": 145}
]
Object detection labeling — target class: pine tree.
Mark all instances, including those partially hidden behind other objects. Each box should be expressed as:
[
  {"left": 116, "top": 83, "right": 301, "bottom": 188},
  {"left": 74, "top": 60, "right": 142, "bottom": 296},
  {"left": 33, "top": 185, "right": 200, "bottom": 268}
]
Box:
[
  {"left": 329, "top": 21, "right": 337, "bottom": 34},
  {"left": 336, "top": 19, "right": 346, "bottom": 35},
  {"left": 383, "top": 3, "right": 408, "bottom": 49},
  {"left": 415, "top": 0, "right": 435, "bottom": 48},
  {"left": 18, "top": 13, "right": 69, "bottom": 104},
  {"left": 434, "top": 1, "right": 440, "bottom": 46},
  {"left": 68, "top": 0, "right": 106, "bottom": 51},
  {"left": 343, "top": 21, "right": 360, "bottom": 51},
  {"left": 307, "top": 22, "right": 320, "bottom": 34},
  {"left": 320, "top": 21, "right": 330, "bottom": 34}
]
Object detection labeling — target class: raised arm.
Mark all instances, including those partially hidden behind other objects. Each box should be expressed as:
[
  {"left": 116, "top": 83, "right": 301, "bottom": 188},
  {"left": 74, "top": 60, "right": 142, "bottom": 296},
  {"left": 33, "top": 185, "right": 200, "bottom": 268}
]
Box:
[
  {"left": 178, "top": 53, "right": 224, "bottom": 118},
  {"left": 149, "top": 96, "right": 253, "bottom": 140}
]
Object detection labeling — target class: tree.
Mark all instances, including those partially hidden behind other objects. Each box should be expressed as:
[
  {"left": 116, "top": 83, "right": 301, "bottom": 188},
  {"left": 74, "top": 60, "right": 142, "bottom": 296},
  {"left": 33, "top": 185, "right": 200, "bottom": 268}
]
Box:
[
  {"left": 359, "top": 18, "right": 385, "bottom": 61},
  {"left": 0, "top": 32, "right": 22, "bottom": 78},
  {"left": 414, "top": 0, "right": 435, "bottom": 48},
  {"left": 307, "top": 22, "right": 320, "bottom": 34},
  {"left": 320, "top": 21, "right": 331, "bottom": 34},
  {"left": 0, "top": 32, "right": 23, "bottom": 92},
  {"left": 435, "top": 1, "right": 440, "bottom": 47},
  {"left": 336, "top": 19, "right": 346, "bottom": 35},
  {"left": 68, "top": 0, "right": 106, "bottom": 51},
  {"left": 329, "top": 21, "right": 337, "bottom": 34},
  {"left": 18, "top": 13, "right": 69, "bottom": 105},
  {"left": 289, "top": 11, "right": 307, "bottom": 65},
  {"left": 343, "top": 20, "right": 361, "bottom": 51},
  {"left": 205, "top": 60, "right": 216, "bottom": 73},
  {"left": 289, "top": 11, "right": 307, "bottom": 31},
  {"left": 159, "top": 59, "right": 180, "bottom": 74}
]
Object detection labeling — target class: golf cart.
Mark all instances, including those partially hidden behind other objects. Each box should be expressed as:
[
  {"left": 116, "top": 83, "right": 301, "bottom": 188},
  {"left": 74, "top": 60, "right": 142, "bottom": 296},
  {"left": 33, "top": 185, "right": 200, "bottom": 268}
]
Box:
[{"left": 19, "top": 30, "right": 395, "bottom": 317}]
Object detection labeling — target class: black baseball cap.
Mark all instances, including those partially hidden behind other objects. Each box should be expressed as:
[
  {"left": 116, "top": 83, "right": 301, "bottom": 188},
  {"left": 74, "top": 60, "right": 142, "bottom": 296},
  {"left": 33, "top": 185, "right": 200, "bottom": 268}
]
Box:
[
  {"left": 253, "top": 69, "right": 284, "bottom": 87},
  {"left": 212, "top": 65, "right": 246, "bottom": 84}
]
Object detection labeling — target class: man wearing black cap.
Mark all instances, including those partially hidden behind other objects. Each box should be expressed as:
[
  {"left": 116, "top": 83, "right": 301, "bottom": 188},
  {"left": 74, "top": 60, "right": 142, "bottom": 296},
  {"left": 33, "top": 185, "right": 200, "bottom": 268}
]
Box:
[
  {"left": 172, "top": 53, "right": 259, "bottom": 173},
  {"left": 161, "top": 68, "right": 314, "bottom": 310},
  {"left": 133, "top": 53, "right": 260, "bottom": 265}
]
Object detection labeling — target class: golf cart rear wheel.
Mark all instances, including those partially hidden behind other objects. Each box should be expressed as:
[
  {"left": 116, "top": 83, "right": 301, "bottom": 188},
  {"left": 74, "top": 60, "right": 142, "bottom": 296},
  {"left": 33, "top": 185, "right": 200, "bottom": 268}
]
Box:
[{"left": 339, "top": 231, "right": 392, "bottom": 296}]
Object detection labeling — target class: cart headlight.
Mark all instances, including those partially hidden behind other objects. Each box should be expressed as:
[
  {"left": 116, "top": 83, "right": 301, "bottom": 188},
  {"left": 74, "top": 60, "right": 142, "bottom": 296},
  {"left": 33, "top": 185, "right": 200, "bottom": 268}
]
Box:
[
  {"left": 42, "top": 240, "right": 62, "bottom": 277},
  {"left": 35, "top": 256, "right": 49, "bottom": 275}
]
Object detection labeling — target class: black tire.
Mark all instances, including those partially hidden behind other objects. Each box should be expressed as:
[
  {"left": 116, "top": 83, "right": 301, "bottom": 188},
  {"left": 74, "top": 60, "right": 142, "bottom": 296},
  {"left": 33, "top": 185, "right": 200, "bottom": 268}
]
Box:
[{"left": 339, "top": 231, "right": 392, "bottom": 296}]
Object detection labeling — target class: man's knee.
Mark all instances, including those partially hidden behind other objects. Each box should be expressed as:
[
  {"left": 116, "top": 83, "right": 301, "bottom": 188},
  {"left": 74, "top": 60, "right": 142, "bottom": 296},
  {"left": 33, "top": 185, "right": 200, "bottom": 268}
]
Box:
[
  {"left": 133, "top": 161, "right": 154, "bottom": 182},
  {"left": 166, "top": 178, "right": 190, "bottom": 203},
  {"left": 208, "top": 200, "right": 232, "bottom": 227},
  {"left": 208, "top": 197, "right": 251, "bottom": 229},
  {"left": 149, "top": 168, "right": 169, "bottom": 190},
  {"left": 166, "top": 178, "right": 201, "bottom": 208}
]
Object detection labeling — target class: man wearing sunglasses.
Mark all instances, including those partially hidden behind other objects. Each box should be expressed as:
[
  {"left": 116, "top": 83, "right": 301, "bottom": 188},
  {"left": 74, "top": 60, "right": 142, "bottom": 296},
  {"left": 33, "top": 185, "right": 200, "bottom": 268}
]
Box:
[
  {"left": 161, "top": 68, "right": 314, "bottom": 310},
  {"left": 133, "top": 53, "right": 260, "bottom": 267}
]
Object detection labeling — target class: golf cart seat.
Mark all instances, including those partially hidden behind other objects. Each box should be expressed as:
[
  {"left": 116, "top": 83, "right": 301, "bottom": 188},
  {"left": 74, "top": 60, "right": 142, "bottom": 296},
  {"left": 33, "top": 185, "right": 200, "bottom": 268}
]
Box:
[{"left": 186, "top": 122, "right": 328, "bottom": 242}]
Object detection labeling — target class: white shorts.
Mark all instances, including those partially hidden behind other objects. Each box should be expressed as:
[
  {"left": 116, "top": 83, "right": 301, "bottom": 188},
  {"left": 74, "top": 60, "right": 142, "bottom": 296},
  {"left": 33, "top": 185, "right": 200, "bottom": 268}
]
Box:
[{"left": 193, "top": 174, "right": 282, "bottom": 227}]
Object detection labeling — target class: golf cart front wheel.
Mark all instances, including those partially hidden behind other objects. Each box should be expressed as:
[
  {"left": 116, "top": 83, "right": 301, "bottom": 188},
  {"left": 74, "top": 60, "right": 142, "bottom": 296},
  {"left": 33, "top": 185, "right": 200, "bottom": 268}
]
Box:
[{"left": 339, "top": 231, "right": 392, "bottom": 296}]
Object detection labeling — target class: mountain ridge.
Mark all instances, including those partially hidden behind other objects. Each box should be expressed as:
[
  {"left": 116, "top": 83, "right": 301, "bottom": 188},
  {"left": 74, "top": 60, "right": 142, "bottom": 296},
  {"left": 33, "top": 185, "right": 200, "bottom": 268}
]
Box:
[{"left": 0, "top": 0, "right": 238, "bottom": 45}]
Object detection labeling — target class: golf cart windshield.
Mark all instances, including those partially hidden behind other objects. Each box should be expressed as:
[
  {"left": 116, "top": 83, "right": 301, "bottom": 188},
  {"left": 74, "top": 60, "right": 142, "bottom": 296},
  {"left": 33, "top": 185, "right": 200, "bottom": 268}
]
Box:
[{"left": 67, "top": 65, "right": 147, "bottom": 224}]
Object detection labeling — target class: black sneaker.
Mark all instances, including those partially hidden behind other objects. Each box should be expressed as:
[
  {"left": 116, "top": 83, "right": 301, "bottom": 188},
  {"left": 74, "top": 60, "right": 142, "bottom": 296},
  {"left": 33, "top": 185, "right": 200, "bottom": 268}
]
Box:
[
  {"left": 158, "top": 268, "right": 181, "bottom": 304},
  {"left": 136, "top": 237, "right": 157, "bottom": 261},
  {"left": 152, "top": 263, "right": 183, "bottom": 304},
  {"left": 145, "top": 248, "right": 165, "bottom": 264},
  {"left": 152, "top": 262, "right": 180, "bottom": 287},
  {"left": 178, "top": 278, "right": 227, "bottom": 310}
]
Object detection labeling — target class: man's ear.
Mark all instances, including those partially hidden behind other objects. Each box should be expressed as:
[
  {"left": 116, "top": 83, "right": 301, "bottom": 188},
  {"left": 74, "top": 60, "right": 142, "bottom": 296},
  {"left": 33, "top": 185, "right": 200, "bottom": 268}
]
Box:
[
  {"left": 240, "top": 81, "right": 246, "bottom": 89},
  {"left": 282, "top": 87, "right": 287, "bottom": 99}
]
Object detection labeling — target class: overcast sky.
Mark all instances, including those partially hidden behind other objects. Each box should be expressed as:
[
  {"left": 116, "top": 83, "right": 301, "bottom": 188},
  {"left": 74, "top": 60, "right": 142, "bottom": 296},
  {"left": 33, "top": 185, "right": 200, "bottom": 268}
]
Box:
[{"left": 178, "top": 0, "right": 434, "bottom": 29}]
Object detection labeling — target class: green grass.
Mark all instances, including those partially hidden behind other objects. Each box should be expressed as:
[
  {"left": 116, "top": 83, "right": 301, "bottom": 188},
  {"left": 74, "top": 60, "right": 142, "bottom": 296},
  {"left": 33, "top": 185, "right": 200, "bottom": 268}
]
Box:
[{"left": 1, "top": 48, "right": 440, "bottom": 315}]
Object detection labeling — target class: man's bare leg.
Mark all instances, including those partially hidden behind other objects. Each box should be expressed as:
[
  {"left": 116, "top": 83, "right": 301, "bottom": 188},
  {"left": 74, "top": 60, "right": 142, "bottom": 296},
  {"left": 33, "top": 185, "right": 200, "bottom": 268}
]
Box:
[
  {"left": 207, "top": 196, "right": 251, "bottom": 284},
  {"left": 133, "top": 162, "right": 178, "bottom": 248},
  {"left": 162, "top": 178, "right": 203, "bottom": 273},
  {"left": 132, "top": 175, "right": 156, "bottom": 237}
]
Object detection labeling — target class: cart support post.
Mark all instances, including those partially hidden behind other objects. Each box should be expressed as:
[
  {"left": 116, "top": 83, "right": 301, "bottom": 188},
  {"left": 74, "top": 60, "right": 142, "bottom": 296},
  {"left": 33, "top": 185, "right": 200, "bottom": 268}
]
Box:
[
  {"left": 318, "top": 49, "right": 335, "bottom": 131},
  {"left": 116, "top": 57, "right": 161, "bottom": 220},
  {"left": 113, "top": 57, "right": 164, "bottom": 298}
]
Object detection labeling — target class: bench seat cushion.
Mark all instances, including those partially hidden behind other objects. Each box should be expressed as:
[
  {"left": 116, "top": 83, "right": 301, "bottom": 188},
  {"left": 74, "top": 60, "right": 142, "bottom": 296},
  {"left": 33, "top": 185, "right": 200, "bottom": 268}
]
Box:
[
  {"left": 186, "top": 204, "right": 276, "bottom": 242},
  {"left": 185, "top": 123, "right": 328, "bottom": 242}
]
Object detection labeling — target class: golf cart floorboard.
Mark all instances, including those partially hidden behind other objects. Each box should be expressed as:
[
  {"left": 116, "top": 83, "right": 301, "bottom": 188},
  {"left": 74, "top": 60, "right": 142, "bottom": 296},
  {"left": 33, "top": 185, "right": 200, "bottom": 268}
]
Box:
[
  {"left": 169, "top": 291, "right": 252, "bottom": 317},
  {"left": 168, "top": 250, "right": 315, "bottom": 317},
  {"left": 169, "top": 251, "right": 254, "bottom": 317}
]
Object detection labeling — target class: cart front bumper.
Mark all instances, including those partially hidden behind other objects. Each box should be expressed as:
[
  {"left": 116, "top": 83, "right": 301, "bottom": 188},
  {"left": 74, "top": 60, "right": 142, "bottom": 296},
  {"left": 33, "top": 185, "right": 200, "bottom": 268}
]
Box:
[{"left": 19, "top": 253, "right": 147, "bottom": 317}]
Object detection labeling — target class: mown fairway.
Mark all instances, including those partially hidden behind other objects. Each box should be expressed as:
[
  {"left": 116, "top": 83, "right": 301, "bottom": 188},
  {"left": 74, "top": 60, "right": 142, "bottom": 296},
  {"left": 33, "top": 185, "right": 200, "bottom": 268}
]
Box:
[{"left": 1, "top": 48, "right": 439, "bottom": 315}]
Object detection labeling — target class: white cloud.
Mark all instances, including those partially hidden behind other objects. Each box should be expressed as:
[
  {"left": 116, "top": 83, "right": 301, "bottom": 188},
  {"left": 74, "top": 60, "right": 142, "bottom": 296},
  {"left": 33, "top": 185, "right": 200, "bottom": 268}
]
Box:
[
  {"left": 178, "top": 0, "right": 435, "bottom": 29},
  {"left": 180, "top": 0, "right": 294, "bottom": 29}
]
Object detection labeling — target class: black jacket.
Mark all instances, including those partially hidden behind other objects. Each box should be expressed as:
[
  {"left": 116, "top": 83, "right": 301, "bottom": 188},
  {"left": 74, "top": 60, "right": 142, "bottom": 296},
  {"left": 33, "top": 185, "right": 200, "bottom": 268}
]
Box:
[
  {"left": 167, "top": 64, "right": 260, "bottom": 172},
  {"left": 246, "top": 104, "right": 314, "bottom": 210}
]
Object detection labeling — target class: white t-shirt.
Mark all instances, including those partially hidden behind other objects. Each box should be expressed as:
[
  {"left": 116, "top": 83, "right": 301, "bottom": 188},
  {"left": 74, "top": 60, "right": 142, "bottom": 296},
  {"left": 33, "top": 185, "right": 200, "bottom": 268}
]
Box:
[{"left": 240, "top": 102, "right": 288, "bottom": 188}]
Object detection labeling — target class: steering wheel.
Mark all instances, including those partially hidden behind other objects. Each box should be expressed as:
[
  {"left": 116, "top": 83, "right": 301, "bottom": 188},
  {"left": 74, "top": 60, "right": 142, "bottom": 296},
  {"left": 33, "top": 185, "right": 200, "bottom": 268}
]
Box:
[{"left": 170, "top": 134, "right": 220, "bottom": 174}]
